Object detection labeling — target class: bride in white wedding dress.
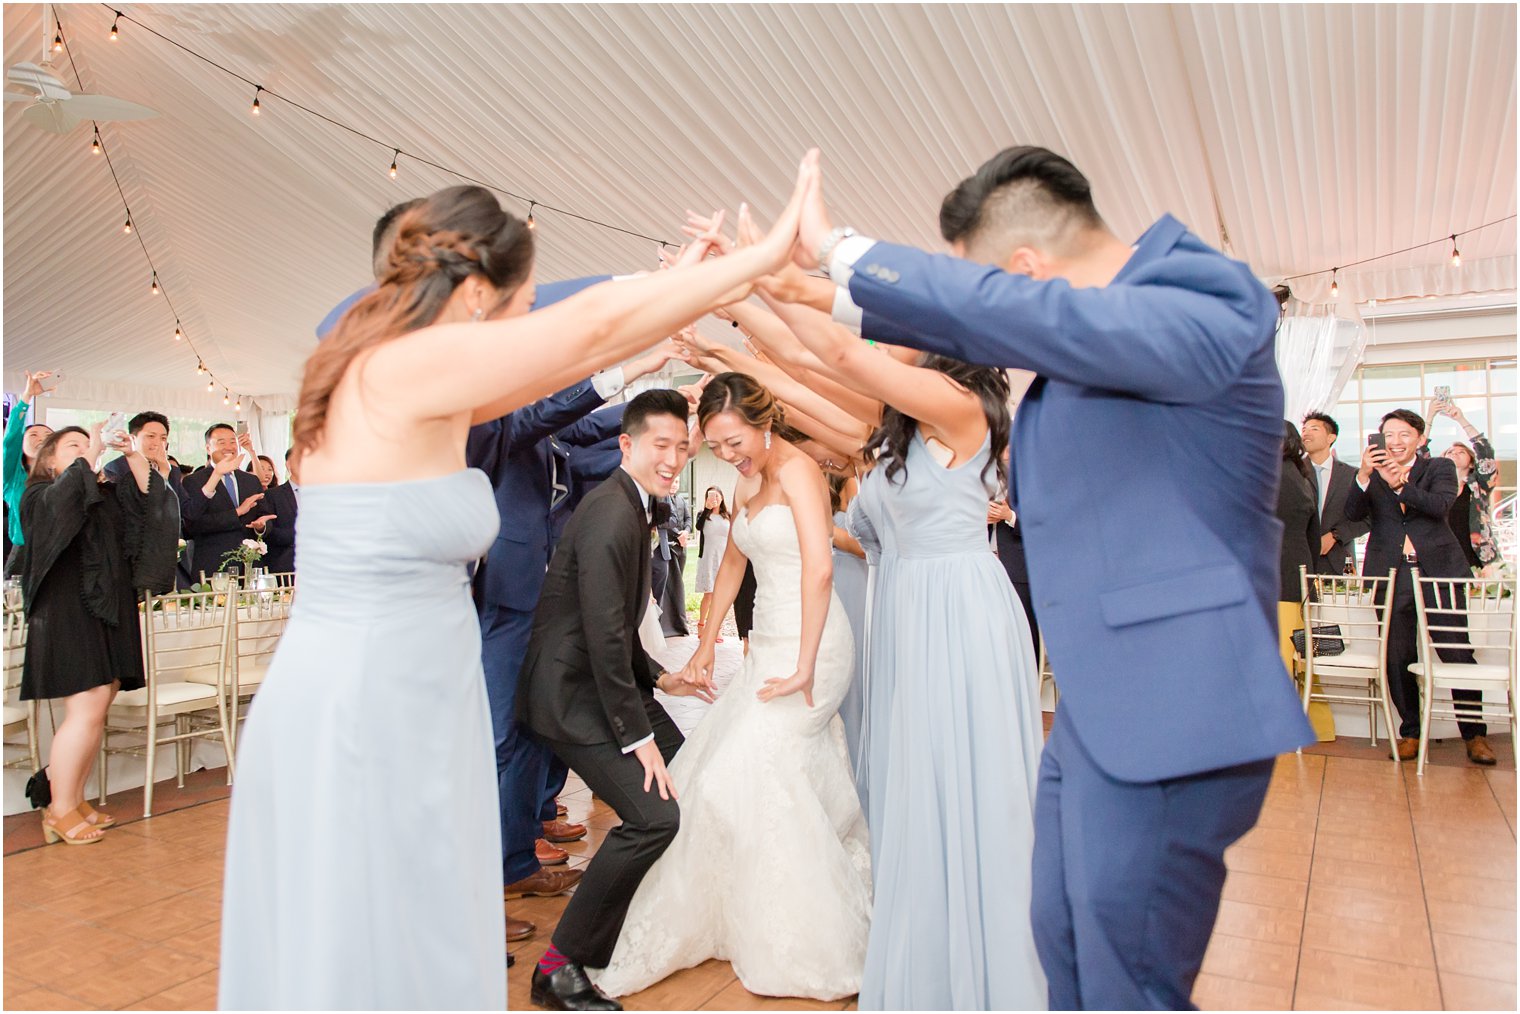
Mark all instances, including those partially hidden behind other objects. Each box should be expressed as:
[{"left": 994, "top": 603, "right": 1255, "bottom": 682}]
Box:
[{"left": 592, "top": 373, "right": 870, "bottom": 1002}]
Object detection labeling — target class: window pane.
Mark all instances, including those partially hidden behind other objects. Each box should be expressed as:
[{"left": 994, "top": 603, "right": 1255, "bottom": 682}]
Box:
[
  {"left": 1364, "top": 400, "right": 1418, "bottom": 436},
  {"left": 1491, "top": 358, "right": 1516, "bottom": 395},
  {"left": 1423, "top": 359, "right": 1489, "bottom": 398},
  {"left": 1491, "top": 392, "right": 1517, "bottom": 463},
  {"left": 1359, "top": 363, "right": 1423, "bottom": 402},
  {"left": 1328, "top": 402, "right": 1361, "bottom": 448}
]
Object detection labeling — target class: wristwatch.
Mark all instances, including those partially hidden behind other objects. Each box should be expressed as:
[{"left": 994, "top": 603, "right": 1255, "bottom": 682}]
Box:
[{"left": 817, "top": 226, "right": 857, "bottom": 278}]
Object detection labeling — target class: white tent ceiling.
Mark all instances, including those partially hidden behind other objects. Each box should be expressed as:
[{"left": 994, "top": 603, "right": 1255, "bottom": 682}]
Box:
[{"left": 4, "top": 3, "right": 1516, "bottom": 408}]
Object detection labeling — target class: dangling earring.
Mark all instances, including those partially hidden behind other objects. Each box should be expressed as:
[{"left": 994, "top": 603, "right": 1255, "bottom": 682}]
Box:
[
  {"left": 764, "top": 430, "right": 772, "bottom": 450},
  {"left": 471, "top": 307, "right": 484, "bottom": 322}
]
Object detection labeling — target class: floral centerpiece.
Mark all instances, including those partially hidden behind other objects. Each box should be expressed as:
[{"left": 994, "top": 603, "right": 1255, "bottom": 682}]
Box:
[{"left": 220, "top": 537, "right": 268, "bottom": 575}]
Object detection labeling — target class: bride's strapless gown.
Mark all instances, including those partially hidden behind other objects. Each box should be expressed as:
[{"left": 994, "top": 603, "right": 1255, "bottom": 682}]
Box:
[
  {"left": 592, "top": 503, "right": 871, "bottom": 1001},
  {"left": 219, "top": 470, "right": 505, "bottom": 1010}
]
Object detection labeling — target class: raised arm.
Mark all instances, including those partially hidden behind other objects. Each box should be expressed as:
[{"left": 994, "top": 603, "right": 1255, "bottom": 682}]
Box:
[{"left": 366, "top": 157, "right": 817, "bottom": 426}]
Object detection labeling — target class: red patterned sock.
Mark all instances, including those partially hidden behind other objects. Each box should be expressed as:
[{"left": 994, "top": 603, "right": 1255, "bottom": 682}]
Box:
[{"left": 537, "top": 945, "right": 569, "bottom": 976}]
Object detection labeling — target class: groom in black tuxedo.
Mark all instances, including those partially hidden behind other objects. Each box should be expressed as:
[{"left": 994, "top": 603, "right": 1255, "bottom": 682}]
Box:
[{"left": 518, "top": 389, "right": 712, "bottom": 1011}]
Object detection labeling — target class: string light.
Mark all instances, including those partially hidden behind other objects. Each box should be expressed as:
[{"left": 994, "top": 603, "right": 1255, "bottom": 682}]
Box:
[
  {"left": 52, "top": 26, "right": 62, "bottom": 52},
  {"left": 122, "top": 214, "right": 133, "bottom": 235},
  {"left": 1329, "top": 268, "right": 1339, "bottom": 298},
  {"left": 151, "top": 273, "right": 160, "bottom": 295},
  {"left": 234, "top": 397, "right": 243, "bottom": 412},
  {"left": 526, "top": 201, "right": 536, "bottom": 230},
  {"left": 173, "top": 322, "right": 184, "bottom": 341},
  {"left": 78, "top": 8, "right": 681, "bottom": 249},
  {"left": 1450, "top": 235, "right": 1462, "bottom": 268},
  {"left": 223, "top": 389, "right": 230, "bottom": 406},
  {"left": 206, "top": 379, "right": 215, "bottom": 392},
  {"left": 388, "top": 149, "right": 399, "bottom": 179},
  {"left": 90, "top": 129, "right": 101, "bottom": 155},
  {"left": 109, "top": 11, "right": 120, "bottom": 41},
  {"left": 196, "top": 360, "right": 206, "bottom": 375}
]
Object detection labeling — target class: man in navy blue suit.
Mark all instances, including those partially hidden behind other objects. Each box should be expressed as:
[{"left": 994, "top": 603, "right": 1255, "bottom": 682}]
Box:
[{"left": 784, "top": 147, "right": 1314, "bottom": 1009}]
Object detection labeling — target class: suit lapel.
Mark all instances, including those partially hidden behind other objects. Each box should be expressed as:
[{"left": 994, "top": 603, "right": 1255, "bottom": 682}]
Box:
[{"left": 612, "top": 471, "right": 653, "bottom": 607}]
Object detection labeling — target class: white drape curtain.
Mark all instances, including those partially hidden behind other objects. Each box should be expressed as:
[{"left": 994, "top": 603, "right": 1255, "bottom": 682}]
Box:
[{"left": 1274, "top": 313, "right": 1363, "bottom": 423}]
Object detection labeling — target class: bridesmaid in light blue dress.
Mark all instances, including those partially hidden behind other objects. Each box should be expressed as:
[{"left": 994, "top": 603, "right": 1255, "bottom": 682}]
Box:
[
  {"left": 782, "top": 314, "right": 1046, "bottom": 1009},
  {"left": 217, "top": 175, "right": 812, "bottom": 1009},
  {"left": 830, "top": 479, "right": 869, "bottom": 795}
]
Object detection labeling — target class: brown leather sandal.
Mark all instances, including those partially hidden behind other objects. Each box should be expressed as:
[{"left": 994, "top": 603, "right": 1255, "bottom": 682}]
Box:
[
  {"left": 79, "top": 801, "right": 116, "bottom": 829},
  {"left": 41, "top": 806, "right": 105, "bottom": 845}
]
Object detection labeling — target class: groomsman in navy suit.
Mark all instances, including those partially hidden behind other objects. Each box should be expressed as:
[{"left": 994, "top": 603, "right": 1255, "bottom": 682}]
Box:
[{"left": 786, "top": 147, "right": 1314, "bottom": 1009}]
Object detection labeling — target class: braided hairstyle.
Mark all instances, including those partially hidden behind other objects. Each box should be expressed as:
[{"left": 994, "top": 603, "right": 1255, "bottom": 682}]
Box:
[{"left": 293, "top": 185, "right": 534, "bottom": 456}]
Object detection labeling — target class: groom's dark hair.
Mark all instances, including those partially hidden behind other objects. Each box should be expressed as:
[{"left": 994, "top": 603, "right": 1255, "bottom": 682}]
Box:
[
  {"left": 940, "top": 146, "right": 1104, "bottom": 260},
  {"left": 622, "top": 389, "right": 689, "bottom": 439}
]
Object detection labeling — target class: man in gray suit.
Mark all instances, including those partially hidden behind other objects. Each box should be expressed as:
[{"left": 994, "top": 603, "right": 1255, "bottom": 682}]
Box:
[
  {"left": 651, "top": 480, "right": 692, "bottom": 637},
  {"left": 1303, "top": 412, "right": 1371, "bottom": 575}
]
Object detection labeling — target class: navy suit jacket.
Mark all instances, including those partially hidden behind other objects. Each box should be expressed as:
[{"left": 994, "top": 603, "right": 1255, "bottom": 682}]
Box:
[
  {"left": 850, "top": 214, "right": 1313, "bottom": 781},
  {"left": 1345, "top": 455, "right": 1469, "bottom": 580},
  {"left": 465, "top": 275, "right": 617, "bottom": 614},
  {"left": 261, "top": 481, "right": 299, "bottom": 574},
  {"left": 180, "top": 466, "right": 266, "bottom": 580}
]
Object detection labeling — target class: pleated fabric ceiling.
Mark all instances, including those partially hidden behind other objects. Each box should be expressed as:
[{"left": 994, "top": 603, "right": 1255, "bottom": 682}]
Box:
[{"left": 4, "top": 3, "right": 1515, "bottom": 404}]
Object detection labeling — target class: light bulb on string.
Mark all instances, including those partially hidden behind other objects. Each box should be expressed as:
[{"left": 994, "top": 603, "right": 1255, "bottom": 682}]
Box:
[
  {"left": 388, "top": 149, "right": 399, "bottom": 179},
  {"left": 526, "top": 201, "right": 536, "bottom": 230},
  {"left": 90, "top": 130, "right": 101, "bottom": 155},
  {"left": 151, "top": 274, "right": 160, "bottom": 296},
  {"left": 123, "top": 214, "right": 133, "bottom": 235},
  {"left": 234, "top": 397, "right": 243, "bottom": 413},
  {"left": 52, "top": 28, "right": 62, "bottom": 52},
  {"left": 250, "top": 86, "right": 263, "bottom": 116},
  {"left": 223, "top": 389, "right": 230, "bottom": 406},
  {"left": 196, "top": 360, "right": 206, "bottom": 376},
  {"left": 109, "top": 12, "right": 120, "bottom": 41},
  {"left": 1329, "top": 269, "right": 1339, "bottom": 298},
  {"left": 1450, "top": 235, "right": 1461, "bottom": 268},
  {"left": 206, "top": 379, "right": 215, "bottom": 392},
  {"left": 174, "top": 323, "right": 184, "bottom": 341}
]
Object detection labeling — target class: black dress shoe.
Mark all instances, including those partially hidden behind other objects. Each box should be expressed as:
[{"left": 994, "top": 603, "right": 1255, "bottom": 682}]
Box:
[{"left": 530, "top": 963, "right": 622, "bottom": 1011}]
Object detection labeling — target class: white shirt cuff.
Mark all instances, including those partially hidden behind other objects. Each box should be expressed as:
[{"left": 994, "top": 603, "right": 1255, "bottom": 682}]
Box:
[
  {"left": 827, "top": 235, "right": 876, "bottom": 288},
  {"left": 1355, "top": 476, "right": 1369, "bottom": 491},
  {"left": 620, "top": 733, "right": 654, "bottom": 755},
  {"left": 591, "top": 367, "right": 626, "bottom": 400},
  {"left": 831, "top": 287, "right": 865, "bottom": 333}
]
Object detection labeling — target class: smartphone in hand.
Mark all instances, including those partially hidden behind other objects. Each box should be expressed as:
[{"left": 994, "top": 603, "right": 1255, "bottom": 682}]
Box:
[
  {"left": 1367, "top": 433, "right": 1387, "bottom": 452},
  {"left": 1433, "top": 385, "right": 1452, "bottom": 405}
]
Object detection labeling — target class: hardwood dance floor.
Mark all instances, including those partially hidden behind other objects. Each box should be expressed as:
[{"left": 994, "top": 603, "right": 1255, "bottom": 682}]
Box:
[{"left": 4, "top": 715, "right": 1514, "bottom": 1009}]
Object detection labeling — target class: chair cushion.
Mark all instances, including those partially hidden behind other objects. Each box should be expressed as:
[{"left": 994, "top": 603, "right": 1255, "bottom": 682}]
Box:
[
  {"left": 113, "top": 682, "right": 220, "bottom": 710},
  {"left": 233, "top": 663, "right": 267, "bottom": 693},
  {"left": 1410, "top": 662, "right": 1514, "bottom": 685}
]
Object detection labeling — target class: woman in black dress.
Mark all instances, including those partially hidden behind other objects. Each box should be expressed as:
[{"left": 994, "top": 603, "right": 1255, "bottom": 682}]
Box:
[
  {"left": 21, "top": 424, "right": 179, "bottom": 843},
  {"left": 1276, "top": 420, "right": 1330, "bottom": 739}
]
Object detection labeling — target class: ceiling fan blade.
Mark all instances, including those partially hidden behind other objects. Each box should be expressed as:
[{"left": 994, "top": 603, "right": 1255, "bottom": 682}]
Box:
[
  {"left": 7, "top": 62, "right": 71, "bottom": 101},
  {"left": 4, "top": 91, "right": 36, "bottom": 103},
  {"left": 21, "top": 100, "right": 79, "bottom": 134},
  {"left": 65, "top": 94, "right": 159, "bottom": 122}
]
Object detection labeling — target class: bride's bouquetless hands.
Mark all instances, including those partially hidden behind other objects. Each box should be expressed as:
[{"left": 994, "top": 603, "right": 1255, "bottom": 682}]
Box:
[{"left": 758, "top": 666, "right": 815, "bottom": 708}]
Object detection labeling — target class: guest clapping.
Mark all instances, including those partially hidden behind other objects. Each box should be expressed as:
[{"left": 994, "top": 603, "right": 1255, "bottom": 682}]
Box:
[
  {"left": 20, "top": 423, "right": 179, "bottom": 843},
  {"left": 182, "top": 424, "right": 271, "bottom": 580}
]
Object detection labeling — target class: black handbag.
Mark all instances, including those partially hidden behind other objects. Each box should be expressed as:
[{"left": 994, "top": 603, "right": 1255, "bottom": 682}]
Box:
[
  {"left": 24, "top": 767, "right": 50, "bottom": 810},
  {"left": 1292, "top": 624, "right": 1346, "bottom": 658}
]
